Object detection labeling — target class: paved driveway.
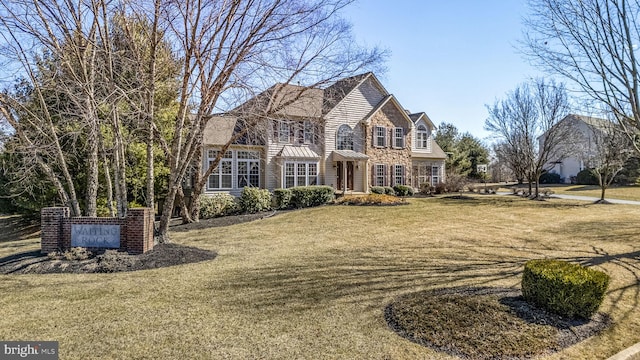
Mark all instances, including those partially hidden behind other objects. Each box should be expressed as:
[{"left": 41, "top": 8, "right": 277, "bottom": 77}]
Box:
[{"left": 549, "top": 193, "right": 640, "bottom": 205}]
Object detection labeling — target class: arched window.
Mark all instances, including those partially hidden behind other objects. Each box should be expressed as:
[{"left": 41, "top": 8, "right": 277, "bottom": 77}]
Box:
[
  {"left": 416, "top": 124, "right": 429, "bottom": 149},
  {"left": 337, "top": 124, "right": 354, "bottom": 150}
]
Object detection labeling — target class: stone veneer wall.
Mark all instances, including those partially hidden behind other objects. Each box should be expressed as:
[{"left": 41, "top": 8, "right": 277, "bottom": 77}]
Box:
[
  {"left": 365, "top": 102, "right": 413, "bottom": 186},
  {"left": 41, "top": 207, "right": 154, "bottom": 255}
]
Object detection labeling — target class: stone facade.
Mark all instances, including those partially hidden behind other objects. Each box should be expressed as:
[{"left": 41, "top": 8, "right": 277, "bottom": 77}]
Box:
[
  {"left": 41, "top": 208, "right": 154, "bottom": 255},
  {"left": 365, "top": 102, "right": 413, "bottom": 186}
]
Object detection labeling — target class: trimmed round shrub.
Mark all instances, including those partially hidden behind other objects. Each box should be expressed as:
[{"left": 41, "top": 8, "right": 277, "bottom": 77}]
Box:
[
  {"left": 239, "top": 187, "right": 272, "bottom": 213},
  {"left": 522, "top": 259, "right": 610, "bottom": 319},
  {"left": 383, "top": 186, "right": 396, "bottom": 195},
  {"left": 199, "top": 193, "right": 238, "bottom": 219},
  {"left": 370, "top": 186, "right": 385, "bottom": 194},
  {"left": 290, "top": 185, "right": 334, "bottom": 208},
  {"left": 393, "top": 184, "right": 414, "bottom": 196},
  {"left": 576, "top": 169, "right": 598, "bottom": 185},
  {"left": 273, "top": 188, "right": 292, "bottom": 210}
]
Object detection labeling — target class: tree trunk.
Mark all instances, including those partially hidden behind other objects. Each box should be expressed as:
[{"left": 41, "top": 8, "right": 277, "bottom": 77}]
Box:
[
  {"left": 85, "top": 114, "right": 100, "bottom": 217},
  {"left": 98, "top": 131, "right": 115, "bottom": 217}
]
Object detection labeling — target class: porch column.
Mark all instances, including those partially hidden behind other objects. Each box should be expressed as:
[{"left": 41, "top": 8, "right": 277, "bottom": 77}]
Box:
[
  {"left": 363, "top": 160, "right": 369, "bottom": 192},
  {"left": 342, "top": 160, "right": 347, "bottom": 193}
]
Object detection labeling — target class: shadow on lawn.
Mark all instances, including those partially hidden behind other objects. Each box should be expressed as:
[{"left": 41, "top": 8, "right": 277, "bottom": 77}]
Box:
[
  {"left": 211, "top": 231, "right": 640, "bottom": 328},
  {"left": 0, "top": 216, "right": 40, "bottom": 243},
  {"left": 211, "top": 247, "right": 530, "bottom": 312}
]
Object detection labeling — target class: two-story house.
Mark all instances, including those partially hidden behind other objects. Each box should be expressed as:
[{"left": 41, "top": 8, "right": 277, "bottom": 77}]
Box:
[{"left": 201, "top": 72, "right": 446, "bottom": 196}]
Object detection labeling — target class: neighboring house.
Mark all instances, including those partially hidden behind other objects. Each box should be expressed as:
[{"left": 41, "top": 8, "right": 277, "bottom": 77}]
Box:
[
  {"left": 544, "top": 114, "right": 610, "bottom": 183},
  {"left": 201, "top": 72, "right": 446, "bottom": 196}
]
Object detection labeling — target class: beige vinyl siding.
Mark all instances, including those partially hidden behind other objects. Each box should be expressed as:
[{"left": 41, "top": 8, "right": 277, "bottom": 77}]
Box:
[
  {"left": 264, "top": 121, "right": 323, "bottom": 191},
  {"left": 411, "top": 118, "right": 433, "bottom": 154},
  {"left": 323, "top": 77, "right": 385, "bottom": 188}
]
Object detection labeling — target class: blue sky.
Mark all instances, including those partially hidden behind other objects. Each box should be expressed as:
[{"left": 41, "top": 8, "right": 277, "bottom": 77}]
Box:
[{"left": 343, "top": 0, "right": 542, "bottom": 141}]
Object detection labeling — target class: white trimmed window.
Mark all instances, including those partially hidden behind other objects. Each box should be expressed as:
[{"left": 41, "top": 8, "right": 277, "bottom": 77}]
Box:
[
  {"left": 394, "top": 164, "right": 405, "bottom": 186},
  {"left": 304, "top": 120, "right": 315, "bottom": 144},
  {"left": 374, "top": 126, "right": 386, "bottom": 147},
  {"left": 374, "top": 164, "right": 386, "bottom": 186},
  {"left": 278, "top": 121, "right": 290, "bottom": 143},
  {"left": 337, "top": 124, "right": 354, "bottom": 150},
  {"left": 237, "top": 151, "right": 260, "bottom": 188},
  {"left": 284, "top": 162, "right": 318, "bottom": 188},
  {"left": 432, "top": 165, "right": 440, "bottom": 185},
  {"left": 208, "top": 150, "right": 233, "bottom": 190},
  {"left": 394, "top": 127, "right": 404, "bottom": 148},
  {"left": 416, "top": 124, "right": 430, "bottom": 149}
]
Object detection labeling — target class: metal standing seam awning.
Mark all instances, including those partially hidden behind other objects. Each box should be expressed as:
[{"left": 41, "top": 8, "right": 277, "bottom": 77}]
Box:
[
  {"left": 331, "top": 150, "right": 369, "bottom": 161},
  {"left": 277, "top": 145, "right": 321, "bottom": 159}
]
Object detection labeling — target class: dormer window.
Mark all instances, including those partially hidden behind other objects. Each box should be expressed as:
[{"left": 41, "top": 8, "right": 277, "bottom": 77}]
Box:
[
  {"left": 337, "top": 124, "right": 354, "bottom": 150},
  {"left": 416, "top": 124, "right": 430, "bottom": 149}
]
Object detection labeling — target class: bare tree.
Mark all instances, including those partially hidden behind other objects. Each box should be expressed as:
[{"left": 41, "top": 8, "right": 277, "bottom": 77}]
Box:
[
  {"left": 153, "top": 0, "right": 384, "bottom": 241},
  {"left": 0, "top": 0, "right": 132, "bottom": 216},
  {"left": 485, "top": 78, "right": 572, "bottom": 197},
  {"left": 584, "top": 118, "right": 635, "bottom": 202},
  {"left": 523, "top": 0, "right": 640, "bottom": 153}
]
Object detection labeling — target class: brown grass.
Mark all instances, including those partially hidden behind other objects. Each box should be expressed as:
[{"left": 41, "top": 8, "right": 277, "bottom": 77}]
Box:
[{"left": 0, "top": 196, "right": 639, "bottom": 359}]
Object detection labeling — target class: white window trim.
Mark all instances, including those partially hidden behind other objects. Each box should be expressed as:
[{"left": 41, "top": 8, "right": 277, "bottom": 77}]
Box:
[
  {"left": 374, "top": 126, "right": 386, "bottom": 148},
  {"left": 304, "top": 120, "right": 315, "bottom": 144},
  {"left": 207, "top": 149, "right": 234, "bottom": 190},
  {"left": 337, "top": 124, "right": 354, "bottom": 150},
  {"left": 394, "top": 164, "right": 405, "bottom": 186},
  {"left": 283, "top": 161, "right": 319, "bottom": 188},
  {"left": 394, "top": 127, "right": 405, "bottom": 149},
  {"left": 374, "top": 163, "right": 387, "bottom": 187},
  {"left": 237, "top": 151, "right": 261, "bottom": 188},
  {"left": 278, "top": 121, "right": 290, "bottom": 143},
  {"left": 416, "top": 124, "right": 430, "bottom": 150},
  {"left": 431, "top": 165, "right": 440, "bottom": 186}
]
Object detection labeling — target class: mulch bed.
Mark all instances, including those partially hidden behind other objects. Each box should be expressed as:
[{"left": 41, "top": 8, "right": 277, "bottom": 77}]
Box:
[
  {"left": 0, "top": 243, "right": 217, "bottom": 274},
  {"left": 385, "top": 287, "right": 611, "bottom": 360}
]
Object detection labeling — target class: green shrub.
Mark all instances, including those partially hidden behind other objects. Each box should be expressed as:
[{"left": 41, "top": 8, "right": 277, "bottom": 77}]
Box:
[
  {"left": 370, "top": 186, "right": 385, "bottom": 194},
  {"left": 576, "top": 169, "right": 598, "bottom": 185},
  {"left": 521, "top": 259, "right": 610, "bottom": 319},
  {"left": 290, "top": 185, "right": 335, "bottom": 208},
  {"left": 393, "top": 184, "right": 414, "bottom": 196},
  {"left": 273, "top": 188, "right": 292, "bottom": 210},
  {"left": 539, "top": 171, "right": 563, "bottom": 184},
  {"left": 383, "top": 186, "right": 396, "bottom": 195},
  {"left": 199, "top": 193, "right": 238, "bottom": 219},
  {"left": 239, "top": 187, "right": 272, "bottom": 213}
]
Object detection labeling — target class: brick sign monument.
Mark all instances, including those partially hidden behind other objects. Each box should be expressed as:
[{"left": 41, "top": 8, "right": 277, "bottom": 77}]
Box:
[{"left": 41, "top": 207, "right": 154, "bottom": 254}]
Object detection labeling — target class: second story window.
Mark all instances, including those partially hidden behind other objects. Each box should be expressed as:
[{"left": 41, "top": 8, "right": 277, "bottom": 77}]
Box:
[
  {"left": 394, "top": 127, "right": 404, "bottom": 148},
  {"left": 416, "top": 124, "right": 430, "bottom": 149},
  {"left": 278, "top": 121, "right": 290, "bottom": 143},
  {"left": 304, "top": 121, "right": 315, "bottom": 144},
  {"left": 337, "top": 124, "right": 354, "bottom": 150},
  {"left": 375, "top": 126, "right": 386, "bottom": 147}
]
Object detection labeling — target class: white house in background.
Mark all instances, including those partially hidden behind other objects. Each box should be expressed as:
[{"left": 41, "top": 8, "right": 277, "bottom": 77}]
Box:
[
  {"left": 200, "top": 72, "right": 447, "bottom": 196},
  {"left": 544, "top": 114, "right": 610, "bottom": 183}
]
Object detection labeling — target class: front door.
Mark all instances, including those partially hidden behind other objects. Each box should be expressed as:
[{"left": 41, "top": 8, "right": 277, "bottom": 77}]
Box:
[{"left": 337, "top": 161, "right": 354, "bottom": 191}]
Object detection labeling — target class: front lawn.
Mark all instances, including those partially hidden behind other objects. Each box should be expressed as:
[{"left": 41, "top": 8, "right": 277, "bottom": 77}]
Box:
[{"left": 0, "top": 196, "right": 639, "bottom": 359}]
